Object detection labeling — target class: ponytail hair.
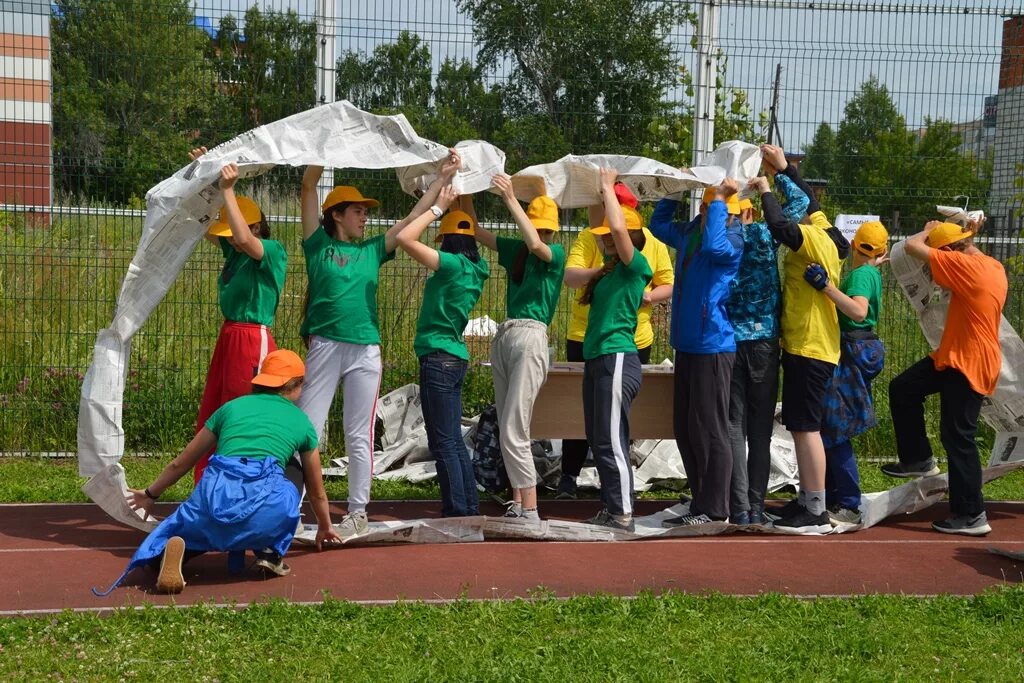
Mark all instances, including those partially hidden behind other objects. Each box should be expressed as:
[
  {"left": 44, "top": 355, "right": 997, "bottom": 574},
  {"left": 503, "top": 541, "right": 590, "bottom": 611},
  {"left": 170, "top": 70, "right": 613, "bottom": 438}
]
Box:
[
  {"left": 509, "top": 243, "right": 530, "bottom": 284},
  {"left": 440, "top": 234, "right": 481, "bottom": 263},
  {"left": 255, "top": 211, "right": 271, "bottom": 239}
]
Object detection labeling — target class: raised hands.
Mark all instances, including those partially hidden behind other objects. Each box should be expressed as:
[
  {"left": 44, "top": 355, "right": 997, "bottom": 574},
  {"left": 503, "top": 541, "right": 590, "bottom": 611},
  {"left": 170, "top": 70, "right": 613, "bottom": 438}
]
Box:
[
  {"left": 747, "top": 176, "right": 771, "bottom": 195},
  {"left": 188, "top": 146, "right": 208, "bottom": 161},
  {"left": 716, "top": 177, "right": 739, "bottom": 199},
  {"left": 491, "top": 173, "right": 517, "bottom": 203},
  {"left": 760, "top": 143, "right": 787, "bottom": 173},
  {"left": 440, "top": 148, "right": 462, "bottom": 180},
  {"left": 219, "top": 163, "right": 239, "bottom": 191},
  {"left": 436, "top": 184, "right": 459, "bottom": 213}
]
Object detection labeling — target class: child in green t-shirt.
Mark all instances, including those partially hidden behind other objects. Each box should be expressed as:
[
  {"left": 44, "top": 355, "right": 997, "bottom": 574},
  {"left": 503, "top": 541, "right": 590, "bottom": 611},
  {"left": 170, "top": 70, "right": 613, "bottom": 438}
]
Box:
[{"left": 803, "top": 220, "right": 889, "bottom": 526}]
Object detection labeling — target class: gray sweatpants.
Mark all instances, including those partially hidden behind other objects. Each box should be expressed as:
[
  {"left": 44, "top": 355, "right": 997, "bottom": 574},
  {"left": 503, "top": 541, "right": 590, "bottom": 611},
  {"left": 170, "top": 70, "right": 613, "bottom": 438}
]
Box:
[
  {"left": 297, "top": 336, "right": 381, "bottom": 513},
  {"left": 583, "top": 352, "right": 642, "bottom": 516},
  {"left": 490, "top": 319, "right": 550, "bottom": 489}
]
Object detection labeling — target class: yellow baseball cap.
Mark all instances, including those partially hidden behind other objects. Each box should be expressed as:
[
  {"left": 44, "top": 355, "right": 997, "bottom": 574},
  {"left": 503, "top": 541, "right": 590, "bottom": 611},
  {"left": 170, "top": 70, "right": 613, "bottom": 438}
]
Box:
[
  {"left": 207, "top": 196, "right": 262, "bottom": 237},
  {"left": 852, "top": 220, "right": 889, "bottom": 257},
  {"left": 435, "top": 210, "right": 475, "bottom": 241},
  {"left": 321, "top": 185, "right": 380, "bottom": 211},
  {"left": 591, "top": 205, "right": 643, "bottom": 235},
  {"left": 702, "top": 186, "right": 741, "bottom": 215},
  {"left": 738, "top": 198, "right": 753, "bottom": 211},
  {"left": 527, "top": 195, "right": 559, "bottom": 232},
  {"left": 927, "top": 221, "right": 974, "bottom": 249},
  {"left": 251, "top": 349, "right": 305, "bottom": 388}
]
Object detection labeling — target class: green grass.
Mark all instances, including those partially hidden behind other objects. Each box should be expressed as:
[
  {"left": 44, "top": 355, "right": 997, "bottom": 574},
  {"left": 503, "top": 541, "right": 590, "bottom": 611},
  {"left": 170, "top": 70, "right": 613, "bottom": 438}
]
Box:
[
  {"left": 2, "top": 455, "right": 1023, "bottom": 503},
  {"left": 0, "top": 590, "right": 1022, "bottom": 681}
]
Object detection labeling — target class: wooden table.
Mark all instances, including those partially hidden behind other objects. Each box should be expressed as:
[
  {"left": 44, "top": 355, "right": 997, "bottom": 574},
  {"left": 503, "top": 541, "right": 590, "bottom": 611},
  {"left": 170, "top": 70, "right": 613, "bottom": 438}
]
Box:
[{"left": 530, "top": 362, "right": 675, "bottom": 440}]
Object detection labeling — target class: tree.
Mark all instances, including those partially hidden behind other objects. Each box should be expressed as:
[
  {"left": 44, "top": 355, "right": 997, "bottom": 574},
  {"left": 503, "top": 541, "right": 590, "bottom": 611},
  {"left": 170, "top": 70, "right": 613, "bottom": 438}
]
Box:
[
  {"left": 456, "top": 0, "right": 690, "bottom": 152},
  {"left": 208, "top": 6, "right": 316, "bottom": 131},
  {"left": 336, "top": 31, "right": 432, "bottom": 114},
  {"left": 802, "top": 77, "right": 991, "bottom": 223},
  {"left": 52, "top": 0, "right": 216, "bottom": 202}
]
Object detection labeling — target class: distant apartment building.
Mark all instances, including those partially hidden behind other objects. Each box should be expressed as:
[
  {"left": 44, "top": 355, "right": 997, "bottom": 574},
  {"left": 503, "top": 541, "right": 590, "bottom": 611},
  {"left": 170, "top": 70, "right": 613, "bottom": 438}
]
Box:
[
  {"left": 0, "top": 0, "right": 51, "bottom": 211},
  {"left": 990, "top": 15, "right": 1024, "bottom": 234}
]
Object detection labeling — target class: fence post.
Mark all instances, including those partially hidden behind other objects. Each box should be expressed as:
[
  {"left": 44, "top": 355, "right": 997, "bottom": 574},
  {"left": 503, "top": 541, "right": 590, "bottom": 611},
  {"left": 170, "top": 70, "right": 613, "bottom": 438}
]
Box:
[
  {"left": 316, "top": 0, "right": 337, "bottom": 203},
  {"left": 691, "top": 0, "right": 720, "bottom": 218}
]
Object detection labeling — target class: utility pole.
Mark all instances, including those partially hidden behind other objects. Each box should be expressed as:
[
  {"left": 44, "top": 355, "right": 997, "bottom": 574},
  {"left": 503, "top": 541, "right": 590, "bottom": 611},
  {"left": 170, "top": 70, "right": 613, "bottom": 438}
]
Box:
[
  {"left": 767, "top": 63, "right": 783, "bottom": 147},
  {"left": 315, "top": 0, "right": 337, "bottom": 203}
]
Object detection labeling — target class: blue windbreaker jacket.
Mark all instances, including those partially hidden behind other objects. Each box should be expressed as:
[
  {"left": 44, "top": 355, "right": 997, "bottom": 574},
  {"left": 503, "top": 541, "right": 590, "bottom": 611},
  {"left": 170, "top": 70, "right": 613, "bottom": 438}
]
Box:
[{"left": 650, "top": 198, "right": 743, "bottom": 354}]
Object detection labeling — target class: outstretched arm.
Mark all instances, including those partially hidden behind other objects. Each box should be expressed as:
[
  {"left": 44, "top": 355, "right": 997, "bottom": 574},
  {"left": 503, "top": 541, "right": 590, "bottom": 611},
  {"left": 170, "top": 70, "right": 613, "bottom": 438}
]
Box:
[
  {"left": 703, "top": 178, "right": 743, "bottom": 264},
  {"left": 761, "top": 143, "right": 820, "bottom": 216},
  {"left": 301, "top": 448, "right": 343, "bottom": 550},
  {"left": 385, "top": 149, "right": 461, "bottom": 253},
  {"left": 600, "top": 168, "right": 634, "bottom": 266},
  {"left": 300, "top": 165, "right": 324, "bottom": 241},
  {"left": 750, "top": 176, "right": 803, "bottom": 251},
  {"left": 219, "top": 164, "right": 264, "bottom": 261},
  {"left": 127, "top": 428, "right": 217, "bottom": 519},
  {"left": 492, "top": 174, "right": 552, "bottom": 261},
  {"left": 394, "top": 184, "right": 460, "bottom": 272},
  {"left": 904, "top": 220, "right": 939, "bottom": 262}
]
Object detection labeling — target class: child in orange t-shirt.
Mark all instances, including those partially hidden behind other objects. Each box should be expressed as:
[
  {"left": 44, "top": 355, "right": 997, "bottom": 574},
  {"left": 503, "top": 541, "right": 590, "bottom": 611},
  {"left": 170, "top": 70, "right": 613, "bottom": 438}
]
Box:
[{"left": 881, "top": 220, "right": 1007, "bottom": 536}]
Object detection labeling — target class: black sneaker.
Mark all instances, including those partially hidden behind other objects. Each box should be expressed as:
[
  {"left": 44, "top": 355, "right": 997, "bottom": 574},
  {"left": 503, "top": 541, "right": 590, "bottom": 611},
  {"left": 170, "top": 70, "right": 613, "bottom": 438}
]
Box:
[
  {"left": 771, "top": 505, "right": 831, "bottom": 534},
  {"left": 932, "top": 513, "right": 991, "bottom": 536},
  {"left": 556, "top": 474, "right": 578, "bottom": 500},
  {"left": 253, "top": 549, "right": 291, "bottom": 577},
  {"left": 749, "top": 505, "right": 766, "bottom": 525},
  {"left": 594, "top": 513, "right": 635, "bottom": 533},
  {"left": 880, "top": 460, "right": 940, "bottom": 478},
  {"left": 765, "top": 498, "right": 802, "bottom": 521},
  {"left": 584, "top": 508, "right": 611, "bottom": 525},
  {"left": 662, "top": 513, "right": 714, "bottom": 528}
]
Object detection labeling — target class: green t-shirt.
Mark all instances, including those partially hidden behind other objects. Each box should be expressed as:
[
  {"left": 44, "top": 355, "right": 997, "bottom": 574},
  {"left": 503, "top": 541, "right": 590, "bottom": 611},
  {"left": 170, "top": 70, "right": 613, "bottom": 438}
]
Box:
[
  {"left": 205, "top": 393, "right": 319, "bottom": 469},
  {"left": 413, "top": 251, "right": 490, "bottom": 360},
  {"left": 495, "top": 237, "right": 565, "bottom": 325},
  {"left": 839, "top": 263, "right": 882, "bottom": 332},
  {"left": 302, "top": 229, "right": 395, "bottom": 344},
  {"left": 582, "top": 251, "right": 653, "bottom": 360},
  {"left": 217, "top": 238, "right": 287, "bottom": 326}
]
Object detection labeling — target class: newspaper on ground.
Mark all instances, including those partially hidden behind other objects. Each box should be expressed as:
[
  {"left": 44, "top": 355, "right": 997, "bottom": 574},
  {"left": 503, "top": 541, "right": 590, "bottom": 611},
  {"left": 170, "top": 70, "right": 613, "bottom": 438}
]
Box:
[
  {"left": 510, "top": 141, "right": 762, "bottom": 208},
  {"left": 889, "top": 236, "right": 1024, "bottom": 462},
  {"left": 397, "top": 139, "right": 506, "bottom": 197},
  {"left": 81, "top": 463, "right": 158, "bottom": 533}
]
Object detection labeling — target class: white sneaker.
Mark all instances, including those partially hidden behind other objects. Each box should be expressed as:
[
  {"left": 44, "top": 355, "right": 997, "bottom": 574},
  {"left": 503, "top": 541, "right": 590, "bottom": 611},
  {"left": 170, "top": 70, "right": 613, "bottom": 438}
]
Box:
[{"left": 337, "top": 510, "right": 369, "bottom": 538}]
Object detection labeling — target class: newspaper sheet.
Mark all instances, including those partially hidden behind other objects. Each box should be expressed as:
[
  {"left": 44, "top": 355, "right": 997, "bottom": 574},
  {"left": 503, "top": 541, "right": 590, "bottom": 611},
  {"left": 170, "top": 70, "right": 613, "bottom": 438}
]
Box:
[
  {"left": 78, "top": 102, "right": 456, "bottom": 526},
  {"left": 889, "top": 238, "right": 1024, "bottom": 459},
  {"left": 510, "top": 141, "right": 762, "bottom": 208},
  {"left": 80, "top": 463, "right": 158, "bottom": 533},
  {"left": 396, "top": 139, "right": 506, "bottom": 196}
]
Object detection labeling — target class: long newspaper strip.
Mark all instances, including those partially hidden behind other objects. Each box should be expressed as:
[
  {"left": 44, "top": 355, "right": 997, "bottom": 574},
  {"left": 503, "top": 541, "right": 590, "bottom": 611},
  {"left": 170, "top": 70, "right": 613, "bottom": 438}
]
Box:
[
  {"left": 509, "top": 141, "right": 762, "bottom": 208},
  {"left": 78, "top": 102, "right": 452, "bottom": 526},
  {"left": 889, "top": 239, "right": 1024, "bottom": 459},
  {"left": 396, "top": 139, "right": 506, "bottom": 197}
]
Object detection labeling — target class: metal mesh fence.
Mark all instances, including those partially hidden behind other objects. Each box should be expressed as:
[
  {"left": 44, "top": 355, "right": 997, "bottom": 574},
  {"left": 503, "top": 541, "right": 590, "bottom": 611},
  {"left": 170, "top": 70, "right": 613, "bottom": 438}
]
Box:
[{"left": 1, "top": 0, "right": 1023, "bottom": 456}]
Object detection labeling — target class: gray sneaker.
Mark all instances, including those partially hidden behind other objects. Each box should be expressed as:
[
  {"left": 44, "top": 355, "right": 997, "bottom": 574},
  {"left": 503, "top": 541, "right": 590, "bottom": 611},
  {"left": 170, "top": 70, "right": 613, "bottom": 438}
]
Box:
[
  {"left": 827, "top": 506, "right": 863, "bottom": 526},
  {"left": 593, "top": 512, "right": 635, "bottom": 533},
  {"left": 932, "top": 513, "right": 991, "bottom": 536},
  {"left": 585, "top": 508, "right": 611, "bottom": 525},
  {"left": 337, "top": 510, "right": 369, "bottom": 538}
]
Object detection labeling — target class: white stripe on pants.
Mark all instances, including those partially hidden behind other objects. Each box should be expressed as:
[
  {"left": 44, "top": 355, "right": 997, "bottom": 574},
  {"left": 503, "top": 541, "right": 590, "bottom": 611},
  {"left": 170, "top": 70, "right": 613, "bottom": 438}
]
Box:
[
  {"left": 297, "top": 336, "right": 381, "bottom": 512},
  {"left": 490, "top": 319, "right": 549, "bottom": 489}
]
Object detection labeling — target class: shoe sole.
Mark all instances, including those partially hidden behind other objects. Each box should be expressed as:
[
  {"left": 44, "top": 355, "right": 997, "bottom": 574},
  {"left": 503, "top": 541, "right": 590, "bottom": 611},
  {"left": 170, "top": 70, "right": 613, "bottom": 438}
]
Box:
[
  {"left": 156, "top": 536, "right": 186, "bottom": 594},
  {"left": 773, "top": 523, "right": 832, "bottom": 534},
  {"left": 932, "top": 522, "right": 992, "bottom": 536},
  {"left": 253, "top": 557, "right": 292, "bottom": 576},
  {"left": 882, "top": 466, "right": 941, "bottom": 478}
]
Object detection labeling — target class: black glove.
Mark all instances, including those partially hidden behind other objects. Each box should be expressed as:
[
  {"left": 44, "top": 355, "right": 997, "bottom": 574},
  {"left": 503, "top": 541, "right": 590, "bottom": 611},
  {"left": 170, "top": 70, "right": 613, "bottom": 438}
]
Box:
[{"left": 804, "top": 263, "right": 828, "bottom": 290}]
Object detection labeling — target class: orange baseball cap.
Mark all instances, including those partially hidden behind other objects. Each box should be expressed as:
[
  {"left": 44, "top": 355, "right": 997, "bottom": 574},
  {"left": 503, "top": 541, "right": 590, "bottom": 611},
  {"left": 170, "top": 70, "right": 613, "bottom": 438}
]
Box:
[
  {"left": 702, "top": 187, "right": 741, "bottom": 215},
  {"left": 251, "top": 349, "right": 305, "bottom": 388},
  {"left": 591, "top": 205, "right": 643, "bottom": 235},
  {"left": 207, "top": 196, "right": 262, "bottom": 237},
  {"left": 435, "top": 210, "right": 475, "bottom": 241},
  {"left": 321, "top": 185, "right": 380, "bottom": 211}
]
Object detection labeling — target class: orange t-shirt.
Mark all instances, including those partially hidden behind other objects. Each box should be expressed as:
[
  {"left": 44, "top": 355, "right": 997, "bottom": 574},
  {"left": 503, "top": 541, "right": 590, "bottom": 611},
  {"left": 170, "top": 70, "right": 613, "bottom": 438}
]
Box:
[{"left": 928, "top": 249, "right": 1007, "bottom": 396}]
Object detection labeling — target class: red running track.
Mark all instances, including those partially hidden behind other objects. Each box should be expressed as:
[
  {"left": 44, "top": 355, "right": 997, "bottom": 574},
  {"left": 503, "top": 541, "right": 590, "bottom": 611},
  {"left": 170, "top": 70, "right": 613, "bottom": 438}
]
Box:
[{"left": 2, "top": 500, "right": 1022, "bottom": 614}]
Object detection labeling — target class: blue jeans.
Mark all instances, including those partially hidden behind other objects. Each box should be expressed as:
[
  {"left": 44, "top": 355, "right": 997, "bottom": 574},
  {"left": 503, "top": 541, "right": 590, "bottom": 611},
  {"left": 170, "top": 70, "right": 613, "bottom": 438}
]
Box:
[
  {"left": 824, "top": 440, "right": 861, "bottom": 510},
  {"left": 419, "top": 351, "right": 479, "bottom": 516}
]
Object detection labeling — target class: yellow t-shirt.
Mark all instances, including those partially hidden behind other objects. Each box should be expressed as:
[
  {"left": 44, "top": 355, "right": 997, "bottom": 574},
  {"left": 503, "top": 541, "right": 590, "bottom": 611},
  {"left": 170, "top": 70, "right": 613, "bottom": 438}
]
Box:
[
  {"left": 780, "top": 211, "right": 842, "bottom": 364},
  {"left": 565, "top": 227, "right": 674, "bottom": 348}
]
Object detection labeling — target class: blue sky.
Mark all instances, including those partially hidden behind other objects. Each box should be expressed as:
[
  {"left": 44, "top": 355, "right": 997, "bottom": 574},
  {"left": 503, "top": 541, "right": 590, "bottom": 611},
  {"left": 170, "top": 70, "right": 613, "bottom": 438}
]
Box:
[{"left": 191, "top": 0, "right": 1022, "bottom": 148}]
